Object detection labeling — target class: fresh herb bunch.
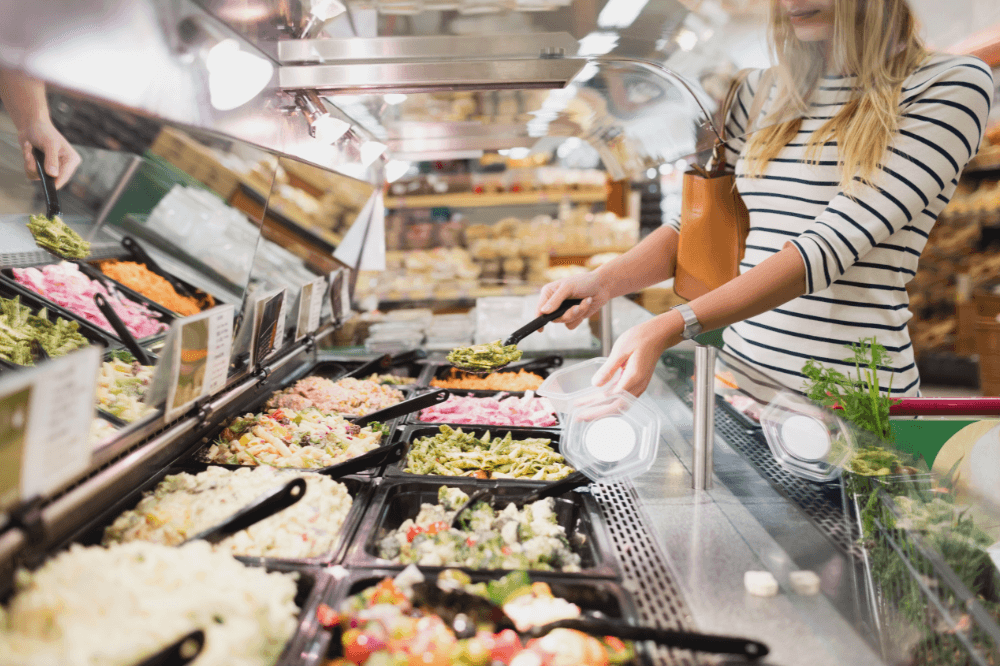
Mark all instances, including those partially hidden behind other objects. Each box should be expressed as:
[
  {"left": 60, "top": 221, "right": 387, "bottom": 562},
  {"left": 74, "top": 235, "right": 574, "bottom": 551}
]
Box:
[{"left": 802, "top": 337, "right": 895, "bottom": 440}]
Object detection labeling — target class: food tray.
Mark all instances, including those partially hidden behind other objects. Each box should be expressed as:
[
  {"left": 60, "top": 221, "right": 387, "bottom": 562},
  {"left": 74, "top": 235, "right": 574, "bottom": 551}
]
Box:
[
  {"left": 343, "top": 477, "right": 619, "bottom": 578},
  {"left": 427, "top": 361, "right": 553, "bottom": 390},
  {"left": 388, "top": 425, "right": 570, "bottom": 484},
  {"left": 313, "top": 568, "right": 648, "bottom": 666},
  {"left": 185, "top": 378, "right": 409, "bottom": 478},
  {"left": 1, "top": 266, "right": 174, "bottom": 345},
  {"left": 308, "top": 357, "right": 427, "bottom": 385},
  {"left": 0, "top": 276, "right": 116, "bottom": 363},
  {"left": 717, "top": 394, "right": 762, "bottom": 432},
  {"left": 71, "top": 461, "right": 376, "bottom": 567},
  {"left": 90, "top": 256, "right": 221, "bottom": 316},
  {"left": 404, "top": 387, "right": 561, "bottom": 428}
]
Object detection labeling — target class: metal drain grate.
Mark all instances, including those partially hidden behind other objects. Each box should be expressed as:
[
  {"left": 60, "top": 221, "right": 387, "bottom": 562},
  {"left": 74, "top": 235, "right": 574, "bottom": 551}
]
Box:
[
  {"left": 591, "top": 482, "right": 706, "bottom": 666},
  {"left": 662, "top": 361, "right": 863, "bottom": 559}
]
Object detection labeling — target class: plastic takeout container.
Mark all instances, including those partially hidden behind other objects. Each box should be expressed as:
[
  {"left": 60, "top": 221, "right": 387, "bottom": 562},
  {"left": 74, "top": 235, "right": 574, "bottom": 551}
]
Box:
[
  {"left": 562, "top": 392, "right": 661, "bottom": 482},
  {"left": 760, "top": 393, "right": 856, "bottom": 483},
  {"left": 537, "top": 357, "right": 620, "bottom": 414}
]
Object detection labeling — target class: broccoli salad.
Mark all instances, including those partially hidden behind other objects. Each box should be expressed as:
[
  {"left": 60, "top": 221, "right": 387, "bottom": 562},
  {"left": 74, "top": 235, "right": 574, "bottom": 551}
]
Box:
[{"left": 378, "top": 486, "right": 583, "bottom": 572}]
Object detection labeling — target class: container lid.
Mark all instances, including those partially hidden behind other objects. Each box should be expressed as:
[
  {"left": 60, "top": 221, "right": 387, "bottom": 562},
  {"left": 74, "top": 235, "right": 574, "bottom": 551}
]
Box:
[
  {"left": 760, "top": 393, "right": 856, "bottom": 483},
  {"left": 562, "top": 392, "right": 660, "bottom": 482},
  {"left": 537, "top": 357, "right": 620, "bottom": 414}
]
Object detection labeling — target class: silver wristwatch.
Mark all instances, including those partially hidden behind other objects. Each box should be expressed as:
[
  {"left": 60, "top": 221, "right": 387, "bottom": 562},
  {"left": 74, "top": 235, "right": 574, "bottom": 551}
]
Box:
[{"left": 671, "top": 303, "right": 703, "bottom": 340}]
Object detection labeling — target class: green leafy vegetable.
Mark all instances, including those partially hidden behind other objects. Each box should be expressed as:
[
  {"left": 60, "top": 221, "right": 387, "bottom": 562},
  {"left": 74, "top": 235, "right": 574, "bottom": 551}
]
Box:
[
  {"left": 802, "top": 337, "right": 895, "bottom": 440},
  {"left": 0, "top": 295, "right": 89, "bottom": 365},
  {"left": 447, "top": 340, "right": 522, "bottom": 372},
  {"left": 27, "top": 214, "right": 91, "bottom": 259}
]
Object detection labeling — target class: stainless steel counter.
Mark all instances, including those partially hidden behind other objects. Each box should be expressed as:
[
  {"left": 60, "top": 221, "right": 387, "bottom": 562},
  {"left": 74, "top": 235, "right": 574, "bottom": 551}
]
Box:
[{"left": 623, "top": 360, "right": 882, "bottom": 665}]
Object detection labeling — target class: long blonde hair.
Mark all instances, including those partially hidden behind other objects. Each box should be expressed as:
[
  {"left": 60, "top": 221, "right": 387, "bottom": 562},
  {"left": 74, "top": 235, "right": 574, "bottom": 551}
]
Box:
[{"left": 743, "top": 0, "right": 929, "bottom": 191}]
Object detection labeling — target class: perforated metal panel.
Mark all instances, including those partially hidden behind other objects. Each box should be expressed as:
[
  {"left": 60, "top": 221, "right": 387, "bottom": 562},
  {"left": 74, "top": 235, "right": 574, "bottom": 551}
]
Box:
[
  {"left": 590, "top": 482, "right": 706, "bottom": 666},
  {"left": 0, "top": 241, "right": 124, "bottom": 268}
]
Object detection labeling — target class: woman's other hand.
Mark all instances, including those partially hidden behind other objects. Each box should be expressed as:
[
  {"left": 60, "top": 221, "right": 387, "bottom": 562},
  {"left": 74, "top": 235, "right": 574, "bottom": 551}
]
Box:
[
  {"left": 592, "top": 311, "right": 684, "bottom": 397},
  {"left": 537, "top": 272, "right": 610, "bottom": 330},
  {"left": 20, "top": 120, "right": 81, "bottom": 189}
]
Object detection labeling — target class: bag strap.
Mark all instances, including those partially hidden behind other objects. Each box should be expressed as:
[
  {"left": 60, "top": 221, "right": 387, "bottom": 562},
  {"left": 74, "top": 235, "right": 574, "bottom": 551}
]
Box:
[{"left": 710, "top": 69, "right": 753, "bottom": 175}]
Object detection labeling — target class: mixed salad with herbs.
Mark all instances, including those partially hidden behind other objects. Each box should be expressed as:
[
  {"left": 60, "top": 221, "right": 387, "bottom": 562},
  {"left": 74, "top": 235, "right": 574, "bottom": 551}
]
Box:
[
  {"left": 204, "top": 407, "right": 383, "bottom": 469},
  {"left": 448, "top": 340, "right": 523, "bottom": 372},
  {"left": 321, "top": 567, "right": 634, "bottom": 666},
  {"left": 26, "top": 213, "right": 90, "bottom": 259},
  {"left": 405, "top": 425, "right": 573, "bottom": 480},
  {"left": 378, "top": 486, "right": 583, "bottom": 572}
]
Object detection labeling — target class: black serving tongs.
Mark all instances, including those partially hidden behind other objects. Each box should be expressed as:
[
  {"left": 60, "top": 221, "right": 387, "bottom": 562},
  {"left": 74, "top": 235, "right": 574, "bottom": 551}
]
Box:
[
  {"left": 134, "top": 630, "right": 205, "bottom": 666},
  {"left": 181, "top": 478, "right": 306, "bottom": 545},
  {"left": 449, "top": 299, "right": 581, "bottom": 374},
  {"left": 314, "top": 390, "right": 450, "bottom": 480},
  {"left": 344, "top": 354, "right": 392, "bottom": 379},
  {"left": 33, "top": 148, "right": 61, "bottom": 219},
  {"left": 93, "top": 293, "right": 154, "bottom": 365},
  {"left": 449, "top": 471, "right": 591, "bottom": 529},
  {"left": 122, "top": 235, "right": 196, "bottom": 300},
  {"left": 411, "top": 581, "right": 769, "bottom": 660}
]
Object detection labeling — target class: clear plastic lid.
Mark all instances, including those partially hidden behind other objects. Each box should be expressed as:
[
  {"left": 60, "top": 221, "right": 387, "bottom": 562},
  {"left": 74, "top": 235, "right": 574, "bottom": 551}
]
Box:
[
  {"left": 760, "top": 393, "right": 856, "bottom": 483},
  {"left": 537, "top": 357, "right": 620, "bottom": 414},
  {"left": 562, "top": 392, "right": 661, "bottom": 482}
]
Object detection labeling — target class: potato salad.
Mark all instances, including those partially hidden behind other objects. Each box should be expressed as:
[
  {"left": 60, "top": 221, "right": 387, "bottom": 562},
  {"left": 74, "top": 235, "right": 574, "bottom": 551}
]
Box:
[
  {"left": 103, "top": 466, "right": 353, "bottom": 559},
  {"left": 378, "top": 486, "right": 583, "bottom": 572},
  {"left": 204, "top": 407, "right": 382, "bottom": 469}
]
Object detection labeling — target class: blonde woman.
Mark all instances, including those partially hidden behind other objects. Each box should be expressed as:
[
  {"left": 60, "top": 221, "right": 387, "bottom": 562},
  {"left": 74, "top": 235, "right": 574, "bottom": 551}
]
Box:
[{"left": 539, "top": 0, "right": 993, "bottom": 399}]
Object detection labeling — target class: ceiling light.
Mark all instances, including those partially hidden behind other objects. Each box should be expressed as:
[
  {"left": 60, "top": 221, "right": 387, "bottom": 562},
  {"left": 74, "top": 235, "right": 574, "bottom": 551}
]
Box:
[
  {"left": 577, "top": 32, "right": 619, "bottom": 56},
  {"left": 296, "top": 90, "right": 351, "bottom": 142},
  {"left": 385, "top": 160, "right": 412, "bottom": 183},
  {"left": 383, "top": 93, "right": 408, "bottom": 105},
  {"left": 597, "top": 0, "right": 650, "bottom": 29},
  {"left": 676, "top": 29, "right": 698, "bottom": 52},
  {"left": 361, "top": 141, "right": 388, "bottom": 166},
  {"left": 204, "top": 39, "right": 274, "bottom": 111}
]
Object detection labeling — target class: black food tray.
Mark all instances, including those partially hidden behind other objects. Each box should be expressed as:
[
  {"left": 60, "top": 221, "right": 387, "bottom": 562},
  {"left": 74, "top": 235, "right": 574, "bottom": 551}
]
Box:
[
  {"left": 427, "top": 361, "right": 553, "bottom": 389},
  {"left": 308, "top": 357, "right": 426, "bottom": 385},
  {"left": 1, "top": 266, "right": 173, "bottom": 345},
  {"left": 0, "top": 276, "right": 115, "bottom": 361},
  {"left": 71, "top": 461, "right": 375, "bottom": 567},
  {"left": 92, "top": 255, "right": 221, "bottom": 316},
  {"left": 343, "top": 477, "right": 618, "bottom": 578},
  {"left": 404, "top": 387, "right": 561, "bottom": 428},
  {"left": 316, "top": 568, "right": 647, "bottom": 665},
  {"left": 388, "top": 424, "right": 569, "bottom": 483}
]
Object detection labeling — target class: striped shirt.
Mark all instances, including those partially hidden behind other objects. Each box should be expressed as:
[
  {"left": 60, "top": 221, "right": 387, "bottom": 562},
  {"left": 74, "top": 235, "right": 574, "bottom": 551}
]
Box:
[{"left": 669, "top": 53, "right": 993, "bottom": 397}]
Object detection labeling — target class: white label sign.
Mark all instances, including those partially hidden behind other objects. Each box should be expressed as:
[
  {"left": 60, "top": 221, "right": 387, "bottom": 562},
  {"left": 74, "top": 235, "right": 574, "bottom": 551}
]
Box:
[
  {"left": 165, "top": 305, "right": 235, "bottom": 421},
  {"left": 296, "top": 277, "right": 326, "bottom": 341},
  {"left": 0, "top": 346, "right": 100, "bottom": 511}
]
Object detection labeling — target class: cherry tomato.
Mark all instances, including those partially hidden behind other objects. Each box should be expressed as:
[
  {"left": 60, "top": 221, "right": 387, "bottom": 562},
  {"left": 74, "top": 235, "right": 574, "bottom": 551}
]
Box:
[
  {"left": 406, "top": 525, "right": 425, "bottom": 543},
  {"left": 425, "top": 521, "right": 448, "bottom": 536},
  {"left": 466, "top": 536, "right": 477, "bottom": 547},
  {"left": 501, "top": 546, "right": 512, "bottom": 556},
  {"left": 342, "top": 628, "right": 371, "bottom": 664},
  {"left": 316, "top": 603, "right": 340, "bottom": 628}
]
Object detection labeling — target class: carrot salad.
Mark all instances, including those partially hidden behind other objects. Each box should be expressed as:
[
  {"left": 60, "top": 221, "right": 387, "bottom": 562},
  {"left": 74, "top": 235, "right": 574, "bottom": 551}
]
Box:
[
  {"left": 98, "top": 260, "right": 213, "bottom": 316},
  {"left": 430, "top": 368, "right": 544, "bottom": 391}
]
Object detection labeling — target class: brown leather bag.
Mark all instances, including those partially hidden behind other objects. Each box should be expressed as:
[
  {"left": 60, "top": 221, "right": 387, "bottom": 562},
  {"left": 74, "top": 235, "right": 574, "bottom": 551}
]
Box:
[{"left": 673, "top": 72, "right": 753, "bottom": 301}]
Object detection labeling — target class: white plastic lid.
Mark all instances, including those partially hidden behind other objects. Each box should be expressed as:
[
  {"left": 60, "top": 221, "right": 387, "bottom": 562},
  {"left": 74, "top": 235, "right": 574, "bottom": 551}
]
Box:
[
  {"left": 562, "top": 392, "right": 660, "bottom": 482},
  {"left": 760, "top": 393, "right": 855, "bottom": 482},
  {"left": 537, "top": 358, "right": 620, "bottom": 414}
]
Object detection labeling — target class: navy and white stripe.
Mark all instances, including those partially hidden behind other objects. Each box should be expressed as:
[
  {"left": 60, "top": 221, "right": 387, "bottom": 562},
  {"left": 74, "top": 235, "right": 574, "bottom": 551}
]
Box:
[{"left": 668, "top": 54, "right": 992, "bottom": 396}]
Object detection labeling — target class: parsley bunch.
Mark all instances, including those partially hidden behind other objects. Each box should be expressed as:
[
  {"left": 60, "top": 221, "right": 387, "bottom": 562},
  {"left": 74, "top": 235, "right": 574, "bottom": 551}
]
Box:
[{"left": 802, "top": 337, "right": 895, "bottom": 441}]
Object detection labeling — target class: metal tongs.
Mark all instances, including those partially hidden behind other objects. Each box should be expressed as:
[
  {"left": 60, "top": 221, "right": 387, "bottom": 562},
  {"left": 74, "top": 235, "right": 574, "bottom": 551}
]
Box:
[
  {"left": 449, "top": 471, "right": 591, "bottom": 529},
  {"left": 411, "top": 581, "right": 769, "bottom": 660},
  {"left": 181, "top": 478, "right": 306, "bottom": 545},
  {"left": 449, "top": 299, "right": 581, "bottom": 374},
  {"left": 343, "top": 350, "right": 427, "bottom": 380}
]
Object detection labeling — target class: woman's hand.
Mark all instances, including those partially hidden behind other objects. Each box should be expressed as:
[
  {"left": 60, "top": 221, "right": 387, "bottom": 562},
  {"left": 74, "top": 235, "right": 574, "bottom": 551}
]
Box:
[
  {"left": 537, "top": 272, "right": 610, "bottom": 330},
  {"left": 593, "top": 311, "right": 684, "bottom": 397},
  {"left": 20, "top": 119, "right": 81, "bottom": 189}
]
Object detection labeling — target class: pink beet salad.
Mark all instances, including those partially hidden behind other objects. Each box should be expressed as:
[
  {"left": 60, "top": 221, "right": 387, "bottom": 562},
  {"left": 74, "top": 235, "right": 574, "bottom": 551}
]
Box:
[
  {"left": 13, "top": 262, "right": 168, "bottom": 339},
  {"left": 417, "top": 391, "right": 557, "bottom": 427}
]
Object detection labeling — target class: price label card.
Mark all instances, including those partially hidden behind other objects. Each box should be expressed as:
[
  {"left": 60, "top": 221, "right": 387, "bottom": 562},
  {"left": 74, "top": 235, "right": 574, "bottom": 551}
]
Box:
[
  {"left": 296, "top": 276, "right": 326, "bottom": 341},
  {"left": 164, "top": 305, "right": 235, "bottom": 421},
  {"left": 0, "top": 346, "right": 100, "bottom": 513},
  {"left": 252, "top": 289, "right": 287, "bottom": 368}
]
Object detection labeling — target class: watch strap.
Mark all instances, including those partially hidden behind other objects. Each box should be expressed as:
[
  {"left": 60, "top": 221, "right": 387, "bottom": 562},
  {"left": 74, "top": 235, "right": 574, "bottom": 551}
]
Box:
[{"left": 671, "top": 303, "right": 703, "bottom": 340}]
